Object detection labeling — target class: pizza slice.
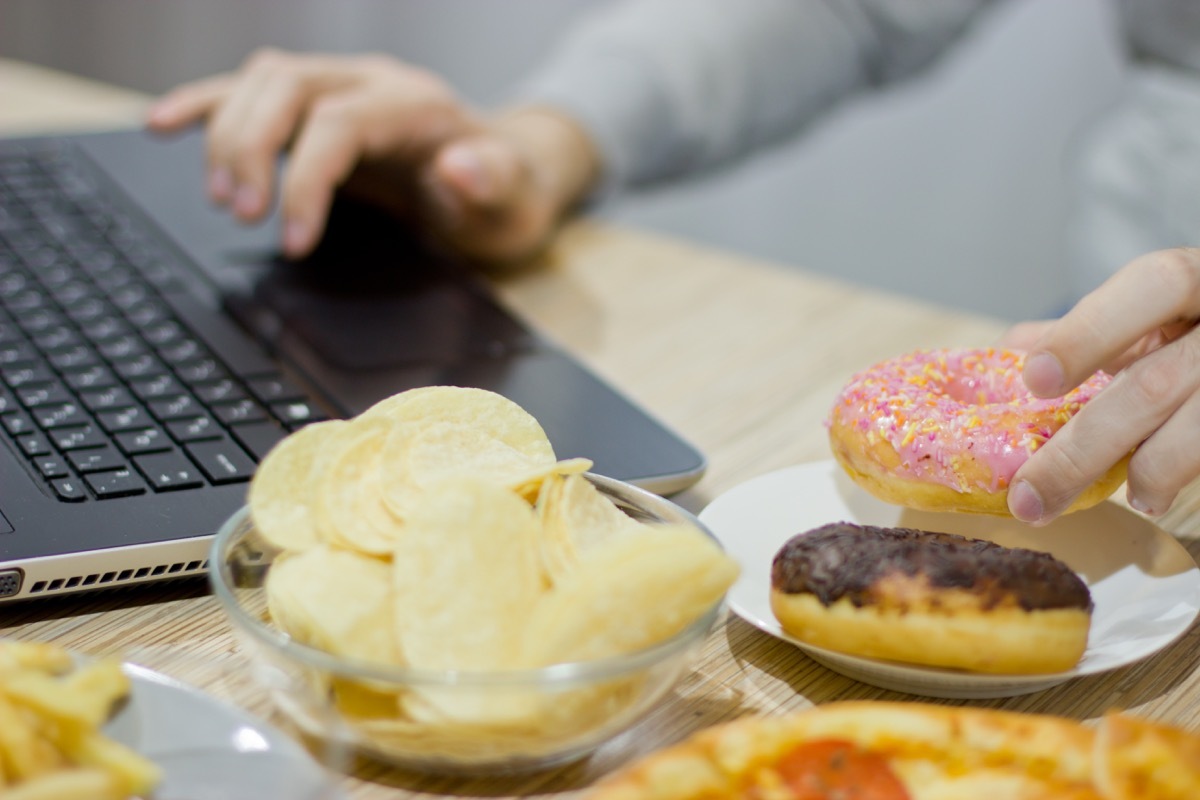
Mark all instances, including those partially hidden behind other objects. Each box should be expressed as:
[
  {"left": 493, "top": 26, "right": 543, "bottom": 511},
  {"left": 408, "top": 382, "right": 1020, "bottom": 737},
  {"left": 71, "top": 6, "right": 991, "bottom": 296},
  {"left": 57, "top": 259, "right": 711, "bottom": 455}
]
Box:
[
  {"left": 1095, "top": 711, "right": 1200, "bottom": 800},
  {"left": 585, "top": 702, "right": 1200, "bottom": 800}
]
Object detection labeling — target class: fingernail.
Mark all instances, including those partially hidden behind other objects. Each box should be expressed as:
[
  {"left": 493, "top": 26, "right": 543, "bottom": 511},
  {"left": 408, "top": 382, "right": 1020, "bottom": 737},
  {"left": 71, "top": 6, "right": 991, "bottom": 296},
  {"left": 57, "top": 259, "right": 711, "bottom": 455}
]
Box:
[
  {"left": 233, "top": 184, "right": 262, "bottom": 218},
  {"left": 440, "top": 145, "right": 490, "bottom": 199},
  {"left": 1009, "top": 480, "right": 1044, "bottom": 524},
  {"left": 283, "top": 219, "right": 312, "bottom": 256},
  {"left": 1024, "top": 352, "right": 1065, "bottom": 397},
  {"left": 1129, "top": 495, "right": 1154, "bottom": 515},
  {"left": 208, "top": 167, "right": 233, "bottom": 203}
]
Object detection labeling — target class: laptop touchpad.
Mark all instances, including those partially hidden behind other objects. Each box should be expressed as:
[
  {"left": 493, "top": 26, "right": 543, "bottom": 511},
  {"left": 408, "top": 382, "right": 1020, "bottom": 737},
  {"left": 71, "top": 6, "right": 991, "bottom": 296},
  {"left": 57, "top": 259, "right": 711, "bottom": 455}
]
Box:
[{"left": 223, "top": 201, "right": 538, "bottom": 371}]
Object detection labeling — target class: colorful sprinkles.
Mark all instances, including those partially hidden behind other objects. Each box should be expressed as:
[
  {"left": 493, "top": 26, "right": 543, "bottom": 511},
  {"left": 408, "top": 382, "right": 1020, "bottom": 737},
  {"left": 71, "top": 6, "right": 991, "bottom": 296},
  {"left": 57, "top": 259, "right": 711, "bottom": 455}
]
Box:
[{"left": 828, "top": 348, "right": 1112, "bottom": 493}]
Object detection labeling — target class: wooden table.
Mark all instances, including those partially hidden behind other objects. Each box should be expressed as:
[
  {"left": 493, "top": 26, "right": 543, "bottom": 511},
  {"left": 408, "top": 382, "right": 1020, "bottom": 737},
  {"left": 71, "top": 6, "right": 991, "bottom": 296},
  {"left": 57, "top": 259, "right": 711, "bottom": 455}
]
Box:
[{"left": 2, "top": 58, "right": 1199, "bottom": 797}]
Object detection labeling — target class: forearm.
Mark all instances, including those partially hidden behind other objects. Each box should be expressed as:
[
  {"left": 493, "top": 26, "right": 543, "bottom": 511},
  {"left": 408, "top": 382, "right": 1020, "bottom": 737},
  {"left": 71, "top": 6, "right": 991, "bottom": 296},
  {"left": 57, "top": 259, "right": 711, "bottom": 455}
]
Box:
[{"left": 513, "top": 0, "right": 997, "bottom": 194}]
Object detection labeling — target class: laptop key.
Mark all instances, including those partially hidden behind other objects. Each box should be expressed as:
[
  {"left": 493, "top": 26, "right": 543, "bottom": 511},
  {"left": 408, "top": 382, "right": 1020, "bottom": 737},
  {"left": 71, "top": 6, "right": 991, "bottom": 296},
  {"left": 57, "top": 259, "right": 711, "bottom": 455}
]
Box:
[
  {"left": 166, "top": 415, "right": 220, "bottom": 442},
  {"left": 33, "top": 454, "right": 69, "bottom": 478},
  {"left": 2, "top": 362, "right": 55, "bottom": 387},
  {"left": 46, "top": 345, "right": 98, "bottom": 371},
  {"left": 270, "top": 400, "right": 326, "bottom": 429},
  {"left": 2, "top": 410, "right": 35, "bottom": 436},
  {"left": 79, "top": 385, "right": 135, "bottom": 412},
  {"left": 212, "top": 399, "right": 267, "bottom": 426},
  {"left": 134, "top": 450, "right": 205, "bottom": 492},
  {"left": 51, "top": 424, "right": 108, "bottom": 451},
  {"left": 113, "top": 353, "right": 164, "bottom": 381},
  {"left": 32, "top": 401, "right": 90, "bottom": 430},
  {"left": 0, "top": 341, "right": 38, "bottom": 366},
  {"left": 98, "top": 334, "right": 148, "bottom": 361},
  {"left": 157, "top": 338, "right": 205, "bottom": 364},
  {"left": 131, "top": 373, "right": 183, "bottom": 400},
  {"left": 231, "top": 420, "right": 286, "bottom": 461},
  {"left": 246, "top": 374, "right": 306, "bottom": 403},
  {"left": 16, "top": 432, "right": 52, "bottom": 457},
  {"left": 17, "top": 380, "right": 71, "bottom": 408},
  {"left": 96, "top": 405, "right": 152, "bottom": 433},
  {"left": 84, "top": 468, "right": 147, "bottom": 499},
  {"left": 114, "top": 426, "right": 172, "bottom": 455},
  {"left": 62, "top": 363, "right": 117, "bottom": 391},
  {"left": 186, "top": 438, "right": 256, "bottom": 485},
  {"left": 148, "top": 393, "right": 202, "bottom": 421},
  {"left": 174, "top": 357, "right": 227, "bottom": 385},
  {"left": 68, "top": 446, "right": 128, "bottom": 474},
  {"left": 51, "top": 477, "right": 88, "bottom": 502},
  {"left": 79, "top": 316, "right": 132, "bottom": 343},
  {"left": 193, "top": 378, "right": 245, "bottom": 404}
]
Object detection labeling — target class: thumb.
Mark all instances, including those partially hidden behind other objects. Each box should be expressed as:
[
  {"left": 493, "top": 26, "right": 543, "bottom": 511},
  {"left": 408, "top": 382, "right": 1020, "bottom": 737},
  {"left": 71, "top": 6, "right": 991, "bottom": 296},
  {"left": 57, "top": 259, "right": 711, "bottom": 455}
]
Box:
[{"left": 432, "top": 137, "right": 525, "bottom": 210}]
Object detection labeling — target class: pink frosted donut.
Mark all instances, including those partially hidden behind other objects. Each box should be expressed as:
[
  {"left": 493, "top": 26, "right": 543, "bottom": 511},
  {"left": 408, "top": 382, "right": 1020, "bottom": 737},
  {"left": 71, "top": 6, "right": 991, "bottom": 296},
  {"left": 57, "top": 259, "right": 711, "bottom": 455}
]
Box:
[{"left": 827, "top": 347, "right": 1128, "bottom": 515}]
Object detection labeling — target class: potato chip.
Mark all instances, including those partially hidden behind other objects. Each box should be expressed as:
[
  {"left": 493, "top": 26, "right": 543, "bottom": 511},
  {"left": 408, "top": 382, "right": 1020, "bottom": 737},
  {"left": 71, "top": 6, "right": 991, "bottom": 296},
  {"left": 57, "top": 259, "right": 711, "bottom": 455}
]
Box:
[
  {"left": 511, "top": 456, "right": 594, "bottom": 503},
  {"left": 521, "top": 524, "right": 739, "bottom": 666},
  {"left": 266, "top": 545, "right": 399, "bottom": 666},
  {"left": 315, "top": 418, "right": 405, "bottom": 555},
  {"left": 361, "top": 385, "right": 556, "bottom": 463},
  {"left": 536, "top": 472, "right": 646, "bottom": 585},
  {"left": 392, "top": 478, "right": 542, "bottom": 671},
  {"left": 248, "top": 419, "right": 349, "bottom": 551},
  {"left": 379, "top": 421, "right": 561, "bottom": 519},
  {"left": 391, "top": 478, "right": 543, "bottom": 723}
]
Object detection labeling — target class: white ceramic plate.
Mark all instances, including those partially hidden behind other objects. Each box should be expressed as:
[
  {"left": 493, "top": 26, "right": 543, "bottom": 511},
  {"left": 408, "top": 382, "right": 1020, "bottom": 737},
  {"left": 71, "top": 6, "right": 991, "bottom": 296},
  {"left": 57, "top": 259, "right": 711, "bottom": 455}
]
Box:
[
  {"left": 104, "top": 664, "right": 345, "bottom": 800},
  {"left": 699, "top": 460, "right": 1200, "bottom": 699}
]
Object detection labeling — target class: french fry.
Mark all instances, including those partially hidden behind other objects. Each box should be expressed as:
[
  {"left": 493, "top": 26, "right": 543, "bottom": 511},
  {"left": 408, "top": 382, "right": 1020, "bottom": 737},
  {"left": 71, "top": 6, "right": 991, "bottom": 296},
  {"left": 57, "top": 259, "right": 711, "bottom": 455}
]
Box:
[
  {"left": 1, "top": 768, "right": 123, "bottom": 800},
  {"left": 0, "top": 641, "right": 73, "bottom": 676},
  {"left": 57, "top": 728, "right": 161, "bottom": 797},
  {"left": 4, "top": 671, "right": 109, "bottom": 728},
  {"left": 0, "top": 641, "right": 160, "bottom": 799},
  {"left": 0, "top": 694, "right": 66, "bottom": 784},
  {"left": 5, "top": 659, "right": 129, "bottom": 730}
]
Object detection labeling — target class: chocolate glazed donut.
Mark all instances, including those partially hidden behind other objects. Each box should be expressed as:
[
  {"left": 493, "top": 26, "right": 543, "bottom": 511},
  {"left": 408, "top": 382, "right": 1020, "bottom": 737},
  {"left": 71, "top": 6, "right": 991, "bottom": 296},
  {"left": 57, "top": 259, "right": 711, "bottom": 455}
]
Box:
[{"left": 769, "top": 522, "right": 1093, "bottom": 674}]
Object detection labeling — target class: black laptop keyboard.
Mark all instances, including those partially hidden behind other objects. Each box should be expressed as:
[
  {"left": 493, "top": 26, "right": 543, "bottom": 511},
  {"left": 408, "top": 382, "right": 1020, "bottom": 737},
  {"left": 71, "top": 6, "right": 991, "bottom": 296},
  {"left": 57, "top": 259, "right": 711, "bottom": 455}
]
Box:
[{"left": 0, "top": 147, "right": 326, "bottom": 502}]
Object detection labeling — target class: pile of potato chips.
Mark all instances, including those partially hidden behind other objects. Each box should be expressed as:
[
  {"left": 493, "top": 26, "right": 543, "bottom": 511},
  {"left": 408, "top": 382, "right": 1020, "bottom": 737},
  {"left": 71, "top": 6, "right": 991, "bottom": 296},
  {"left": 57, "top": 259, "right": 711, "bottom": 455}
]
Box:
[
  {"left": 247, "top": 386, "right": 738, "bottom": 761},
  {"left": 0, "top": 639, "right": 160, "bottom": 800}
]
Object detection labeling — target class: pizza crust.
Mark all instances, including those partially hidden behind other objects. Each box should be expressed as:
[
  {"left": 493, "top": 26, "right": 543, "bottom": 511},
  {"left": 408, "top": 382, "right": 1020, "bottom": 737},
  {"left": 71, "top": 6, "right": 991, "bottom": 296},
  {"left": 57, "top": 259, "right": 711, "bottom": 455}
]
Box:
[
  {"left": 1094, "top": 711, "right": 1200, "bottom": 800},
  {"left": 584, "top": 702, "right": 1200, "bottom": 800}
]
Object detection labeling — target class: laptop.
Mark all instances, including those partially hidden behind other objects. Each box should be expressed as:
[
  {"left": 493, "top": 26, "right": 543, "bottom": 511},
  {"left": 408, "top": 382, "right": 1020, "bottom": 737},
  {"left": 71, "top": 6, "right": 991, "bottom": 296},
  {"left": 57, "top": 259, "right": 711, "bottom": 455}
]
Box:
[{"left": 0, "top": 128, "right": 706, "bottom": 603}]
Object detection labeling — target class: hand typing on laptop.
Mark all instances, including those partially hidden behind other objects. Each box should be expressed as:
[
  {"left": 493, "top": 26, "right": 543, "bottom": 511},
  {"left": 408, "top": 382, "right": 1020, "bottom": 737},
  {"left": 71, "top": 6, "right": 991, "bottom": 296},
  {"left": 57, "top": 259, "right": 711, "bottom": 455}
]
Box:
[{"left": 146, "top": 49, "right": 599, "bottom": 266}]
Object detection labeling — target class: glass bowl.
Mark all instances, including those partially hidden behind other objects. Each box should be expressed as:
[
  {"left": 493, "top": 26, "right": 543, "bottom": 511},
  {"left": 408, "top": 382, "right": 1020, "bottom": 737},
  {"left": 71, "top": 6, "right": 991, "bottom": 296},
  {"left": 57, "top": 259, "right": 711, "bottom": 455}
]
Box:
[{"left": 208, "top": 474, "right": 725, "bottom": 775}]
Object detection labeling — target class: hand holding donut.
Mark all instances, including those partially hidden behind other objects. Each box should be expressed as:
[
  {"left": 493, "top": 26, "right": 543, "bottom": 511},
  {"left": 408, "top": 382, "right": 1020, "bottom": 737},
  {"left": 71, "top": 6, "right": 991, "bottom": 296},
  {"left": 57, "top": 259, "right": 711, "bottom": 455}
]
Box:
[{"left": 1004, "top": 247, "right": 1200, "bottom": 525}]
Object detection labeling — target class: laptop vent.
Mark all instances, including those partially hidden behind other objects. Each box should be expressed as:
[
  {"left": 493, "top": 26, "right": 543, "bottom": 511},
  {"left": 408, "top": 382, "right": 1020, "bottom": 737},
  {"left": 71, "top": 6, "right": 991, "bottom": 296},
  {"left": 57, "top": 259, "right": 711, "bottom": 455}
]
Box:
[{"left": 26, "top": 560, "right": 208, "bottom": 596}]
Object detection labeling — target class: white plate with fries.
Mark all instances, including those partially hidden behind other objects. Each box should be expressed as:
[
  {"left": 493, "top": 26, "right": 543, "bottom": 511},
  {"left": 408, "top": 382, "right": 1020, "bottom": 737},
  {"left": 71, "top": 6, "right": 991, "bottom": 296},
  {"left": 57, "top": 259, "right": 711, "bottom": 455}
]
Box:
[
  {"left": 0, "top": 639, "right": 342, "bottom": 799},
  {"left": 699, "top": 460, "right": 1200, "bottom": 699}
]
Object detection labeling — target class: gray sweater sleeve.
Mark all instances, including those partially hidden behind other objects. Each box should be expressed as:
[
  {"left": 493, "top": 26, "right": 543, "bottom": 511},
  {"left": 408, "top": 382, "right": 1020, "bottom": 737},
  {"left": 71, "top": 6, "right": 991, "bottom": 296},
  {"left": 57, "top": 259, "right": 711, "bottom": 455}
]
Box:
[{"left": 514, "top": 0, "right": 996, "bottom": 192}]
